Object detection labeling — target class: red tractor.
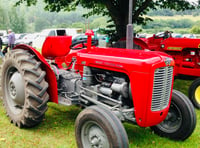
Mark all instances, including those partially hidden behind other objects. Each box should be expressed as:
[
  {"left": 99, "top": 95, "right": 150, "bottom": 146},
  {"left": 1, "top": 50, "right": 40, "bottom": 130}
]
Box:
[
  {"left": 139, "top": 31, "right": 200, "bottom": 109},
  {"left": 0, "top": 29, "right": 196, "bottom": 147}
]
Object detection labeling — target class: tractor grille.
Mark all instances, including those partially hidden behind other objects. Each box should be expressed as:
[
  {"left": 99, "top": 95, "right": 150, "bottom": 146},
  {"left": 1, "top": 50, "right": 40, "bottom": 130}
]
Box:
[{"left": 151, "top": 66, "right": 173, "bottom": 111}]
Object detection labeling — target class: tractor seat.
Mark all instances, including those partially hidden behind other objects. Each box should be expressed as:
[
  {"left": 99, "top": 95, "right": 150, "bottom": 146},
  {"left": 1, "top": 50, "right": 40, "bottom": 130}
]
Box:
[{"left": 42, "top": 36, "right": 72, "bottom": 59}]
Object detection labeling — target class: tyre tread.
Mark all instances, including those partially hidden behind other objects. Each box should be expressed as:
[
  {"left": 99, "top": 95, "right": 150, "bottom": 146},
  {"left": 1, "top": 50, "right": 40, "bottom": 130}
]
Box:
[{"left": 1, "top": 49, "right": 49, "bottom": 128}]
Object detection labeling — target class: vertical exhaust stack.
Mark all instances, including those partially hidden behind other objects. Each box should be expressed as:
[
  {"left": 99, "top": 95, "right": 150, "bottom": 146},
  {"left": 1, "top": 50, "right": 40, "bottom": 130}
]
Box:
[
  {"left": 85, "top": 30, "right": 94, "bottom": 52},
  {"left": 126, "top": 0, "right": 134, "bottom": 49}
]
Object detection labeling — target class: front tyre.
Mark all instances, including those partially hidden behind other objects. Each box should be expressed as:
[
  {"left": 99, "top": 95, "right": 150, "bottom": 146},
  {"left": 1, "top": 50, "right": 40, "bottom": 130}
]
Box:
[
  {"left": 151, "top": 90, "right": 196, "bottom": 141},
  {"left": 189, "top": 78, "right": 200, "bottom": 109},
  {"left": 1, "top": 49, "right": 49, "bottom": 128},
  {"left": 75, "top": 106, "right": 129, "bottom": 148}
]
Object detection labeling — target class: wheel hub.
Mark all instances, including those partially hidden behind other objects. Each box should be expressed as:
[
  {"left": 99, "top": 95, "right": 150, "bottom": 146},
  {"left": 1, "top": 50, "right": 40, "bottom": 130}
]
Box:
[
  {"left": 89, "top": 127, "right": 103, "bottom": 147},
  {"left": 9, "top": 81, "right": 17, "bottom": 98},
  {"left": 195, "top": 86, "right": 200, "bottom": 104},
  {"left": 81, "top": 121, "right": 109, "bottom": 148},
  {"left": 8, "top": 72, "right": 25, "bottom": 105},
  {"left": 90, "top": 135, "right": 101, "bottom": 146},
  {"left": 157, "top": 103, "right": 182, "bottom": 133}
]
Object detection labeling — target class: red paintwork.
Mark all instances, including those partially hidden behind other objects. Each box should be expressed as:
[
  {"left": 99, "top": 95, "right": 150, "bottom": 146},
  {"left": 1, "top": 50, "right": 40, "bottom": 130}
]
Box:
[
  {"left": 14, "top": 36, "right": 175, "bottom": 127},
  {"left": 140, "top": 34, "right": 200, "bottom": 78},
  {"left": 68, "top": 47, "right": 174, "bottom": 127},
  {"left": 42, "top": 36, "right": 72, "bottom": 59},
  {"left": 62, "top": 43, "right": 175, "bottom": 127}
]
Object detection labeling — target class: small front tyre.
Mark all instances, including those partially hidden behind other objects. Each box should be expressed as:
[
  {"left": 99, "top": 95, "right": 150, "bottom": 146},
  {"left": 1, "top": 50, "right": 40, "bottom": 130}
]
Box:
[
  {"left": 75, "top": 106, "right": 129, "bottom": 148},
  {"left": 189, "top": 78, "right": 200, "bottom": 109},
  {"left": 151, "top": 90, "right": 196, "bottom": 141}
]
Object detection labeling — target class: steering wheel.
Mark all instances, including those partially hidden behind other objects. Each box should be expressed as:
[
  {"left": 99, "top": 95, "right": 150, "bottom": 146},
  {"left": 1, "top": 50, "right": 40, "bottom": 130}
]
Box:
[
  {"left": 154, "top": 31, "right": 172, "bottom": 39},
  {"left": 70, "top": 39, "right": 98, "bottom": 50},
  {"left": 70, "top": 40, "right": 87, "bottom": 50}
]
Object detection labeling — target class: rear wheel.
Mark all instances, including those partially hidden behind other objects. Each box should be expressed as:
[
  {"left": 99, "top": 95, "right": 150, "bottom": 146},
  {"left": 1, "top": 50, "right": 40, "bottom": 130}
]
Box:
[
  {"left": 1, "top": 49, "right": 49, "bottom": 128},
  {"left": 151, "top": 90, "right": 196, "bottom": 141},
  {"left": 75, "top": 106, "right": 129, "bottom": 148},
  {"left": 189, "top": 78, "right": 200, "bottom": 109}
]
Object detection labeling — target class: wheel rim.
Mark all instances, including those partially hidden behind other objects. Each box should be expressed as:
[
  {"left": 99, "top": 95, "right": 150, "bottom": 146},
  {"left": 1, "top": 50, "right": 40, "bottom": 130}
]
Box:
[
  {"left": 156, "top": 102, "right": 182, "bottom": 133},
  {"left": 195, "top": 86, "right": 200, "bottom": 104},
  {"left": 81, "top": 121, "right": 110, "bottom": 148},
  {"left": 5, "top": 66, "right": 25, "bottom": 115}
]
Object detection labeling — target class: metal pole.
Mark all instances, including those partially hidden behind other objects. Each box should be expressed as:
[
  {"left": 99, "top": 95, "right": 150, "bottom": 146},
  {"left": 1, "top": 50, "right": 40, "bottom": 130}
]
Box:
[{"left": 126, "top": 0, "right": 134, "bottom": 49}]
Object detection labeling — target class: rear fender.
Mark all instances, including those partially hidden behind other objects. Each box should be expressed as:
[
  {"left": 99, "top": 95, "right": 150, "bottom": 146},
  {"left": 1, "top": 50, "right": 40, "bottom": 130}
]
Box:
[
  {"left": 14, "top": 44, "right": 58, "bottom": 103},
  {"left": 133, "top": 38, "right": 149, "bottom": 50}
]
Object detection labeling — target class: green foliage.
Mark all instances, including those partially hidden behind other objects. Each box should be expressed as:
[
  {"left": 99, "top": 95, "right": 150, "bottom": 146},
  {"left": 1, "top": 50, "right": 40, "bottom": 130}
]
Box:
[
  {"left": 191, "top": 25, "right": 200, "bottom": 34},
  {"left": 15, "top": 0, "right": 200, "bottom": 39},
  {"left": 70, "top": 22, "right": 85, "bottom": 31},
  {"left": 0, "top": 0, "right": 26, "bottom": 32},
  {"left": 148, "top": 8, "right": 200, "bottom": 16},
  {"left": 143, "top": 19, "right": 194, "bottom": 29},
  {"left": 8, "top": 8, "right": 26, "bottom": 33},
  {"left": 0, "top": 80, "right": 200, "bottom": 147}
]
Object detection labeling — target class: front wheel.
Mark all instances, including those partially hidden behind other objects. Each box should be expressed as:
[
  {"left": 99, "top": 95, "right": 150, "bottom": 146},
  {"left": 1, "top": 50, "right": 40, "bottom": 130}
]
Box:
[
  {"left": 75, "top": 106, "right": 129, "bottom": 148},
  {"left": 151, "top": 89, "right": 196, "bottom": 141},
  {"left": 189, "top": 78, "right": 200, "bottom": 109}
]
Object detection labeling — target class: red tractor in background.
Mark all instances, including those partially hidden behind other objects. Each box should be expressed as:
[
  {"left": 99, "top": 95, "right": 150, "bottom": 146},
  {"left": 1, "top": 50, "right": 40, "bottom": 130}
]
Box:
[{"left": 138, "top": 31, "right": 200, "bottom": 109}]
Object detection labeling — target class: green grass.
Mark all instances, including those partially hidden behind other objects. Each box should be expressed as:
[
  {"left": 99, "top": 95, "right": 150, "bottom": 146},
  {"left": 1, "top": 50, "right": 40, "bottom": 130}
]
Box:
[{"left": 0, "top": 80, "right": 199, "bottom": 147}]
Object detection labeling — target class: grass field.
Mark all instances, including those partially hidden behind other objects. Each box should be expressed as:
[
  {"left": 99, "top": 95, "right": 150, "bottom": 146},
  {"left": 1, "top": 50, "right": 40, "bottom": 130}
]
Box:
[
  {"left": 150, "top": 15, "right": 200, "bottom": 21},
  {"left": 140, "top": 15, "right": 200, "bottom": 34},
  {"left": 0, "top": 79, "right": 199, "bottom": 148}
]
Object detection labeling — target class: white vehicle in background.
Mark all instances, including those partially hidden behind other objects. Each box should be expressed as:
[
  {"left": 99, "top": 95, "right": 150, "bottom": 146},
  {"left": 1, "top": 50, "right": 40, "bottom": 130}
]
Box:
[
  {"left": 32, "top": 28, "right": 83, "bottom": 49},
  {"left": 65, "top": 28, "right": 83, "bottom": 36},
  {"left": 15, "top": 33, "right": 27, "bottom": 41},
  {"left": 0, "top": 30, "right": 7, "bottom": 37},
  {"left": 182, "top": 34, "right": 197, "bottom": 38},
  {"left": 15, "top": 33, "right": 39, "bottom": 46},
  {"left": 1, "top": 35, "right": 8, "bottom": 45}
]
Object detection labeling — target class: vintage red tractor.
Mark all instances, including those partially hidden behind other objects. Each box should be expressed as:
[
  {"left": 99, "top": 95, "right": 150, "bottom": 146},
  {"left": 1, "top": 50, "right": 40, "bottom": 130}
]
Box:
[
  {"left": 0, "top": 28, "right": 196, "bottom": 147},
  {"left": 138, "top": 31, "right": 200, "bottom": 109}
]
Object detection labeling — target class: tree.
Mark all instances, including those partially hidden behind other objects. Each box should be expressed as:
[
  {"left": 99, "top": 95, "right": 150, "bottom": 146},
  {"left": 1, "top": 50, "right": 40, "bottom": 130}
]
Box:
[
  {"left": 16, "top": 0, "right": 199, "bottom": 40},
  {"left": 9, "top": 8, "right": 27, "bottom": 33},
  {"left": 191, "top": 25, "right": 200, "bottom": 34}
]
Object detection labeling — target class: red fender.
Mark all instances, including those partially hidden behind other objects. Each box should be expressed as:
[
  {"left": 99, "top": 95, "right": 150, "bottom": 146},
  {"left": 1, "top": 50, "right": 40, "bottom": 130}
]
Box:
[
  {"left": 14, "top": 44, "right": 58, "bottom": 103},
  {"left": 133, "top": 38, "right": 149, "bottom": 50}
]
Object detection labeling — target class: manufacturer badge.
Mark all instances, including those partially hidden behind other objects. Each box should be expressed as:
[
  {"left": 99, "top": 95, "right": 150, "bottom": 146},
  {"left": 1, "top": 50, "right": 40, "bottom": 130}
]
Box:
[{"left": 165, "top": 58, "right": 172, "bottom": 66}]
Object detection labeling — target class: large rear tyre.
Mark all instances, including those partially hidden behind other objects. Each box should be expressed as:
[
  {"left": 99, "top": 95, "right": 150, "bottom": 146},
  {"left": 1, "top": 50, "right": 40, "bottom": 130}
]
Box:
[
  {"left": 189, "top": 78, "right": 200, "bottom": 109},
  {"left": 151, "top": 90, "right": 196, "bottom": 141},
  {"left": 75, "top": 106, "right": 129, "bottom": 148},
  {"left": 1, "top": 49, "right": 49, "bottom": 128}
]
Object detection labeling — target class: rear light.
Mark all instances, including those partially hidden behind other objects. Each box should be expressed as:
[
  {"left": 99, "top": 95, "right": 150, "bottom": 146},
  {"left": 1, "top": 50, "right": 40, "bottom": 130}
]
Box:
[
  {"left": 184, "top": 58, "right": 191, "bottom": 62},
  {"left": 190, "top": 51, "right": 195, "bottom": 56}
]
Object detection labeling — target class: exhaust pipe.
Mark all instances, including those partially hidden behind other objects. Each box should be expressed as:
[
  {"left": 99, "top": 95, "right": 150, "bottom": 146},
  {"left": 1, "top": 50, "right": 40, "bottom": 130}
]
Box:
[{"left": 126, "top": 0, "right": 134, "bottom": 49}]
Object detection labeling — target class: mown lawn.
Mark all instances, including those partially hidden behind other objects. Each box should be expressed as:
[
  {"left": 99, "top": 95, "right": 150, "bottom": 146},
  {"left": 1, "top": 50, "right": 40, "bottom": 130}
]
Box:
[{"left": 0, "top": 79, "right": 199, "bottom": 147}]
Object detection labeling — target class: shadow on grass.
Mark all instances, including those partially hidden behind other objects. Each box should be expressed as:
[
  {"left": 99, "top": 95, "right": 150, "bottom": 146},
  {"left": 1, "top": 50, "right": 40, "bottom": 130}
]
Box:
[{"left": 24, "top": 103, "right": 82, "bottom": 135}]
